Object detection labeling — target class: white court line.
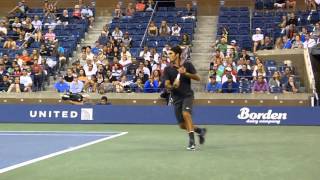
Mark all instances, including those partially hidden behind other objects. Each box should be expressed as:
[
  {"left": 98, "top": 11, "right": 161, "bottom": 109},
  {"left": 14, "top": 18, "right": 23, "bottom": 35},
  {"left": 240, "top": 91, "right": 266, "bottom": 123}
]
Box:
[
  {"left": 0, "top": 131, "right": 128, "bottom": 174},
  {"left": 0, "top": 131, "right": 122, "bottom": 134},
  {"left": 0, "top": 133, "right": 111, "bottom": 137}
]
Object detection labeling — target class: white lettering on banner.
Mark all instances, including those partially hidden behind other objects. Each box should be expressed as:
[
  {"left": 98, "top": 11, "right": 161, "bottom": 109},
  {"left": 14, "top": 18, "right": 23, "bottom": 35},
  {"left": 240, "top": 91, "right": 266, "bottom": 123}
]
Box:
[
  {"left": 237, "top": 107, "right": 287, "bottom": 125},
  {"left": 29, "top": 110, "right": 79, "bottom": 119},
  {"left": 61, "top": 111, "right": 68, "bottom": 118}
]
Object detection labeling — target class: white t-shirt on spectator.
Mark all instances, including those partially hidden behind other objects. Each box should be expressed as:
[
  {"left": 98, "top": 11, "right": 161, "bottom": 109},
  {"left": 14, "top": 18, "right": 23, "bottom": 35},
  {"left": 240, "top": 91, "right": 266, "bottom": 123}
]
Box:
[
  {"left": 139, "top": 51, "right": 151, "bottom": 61},
  {"left": 119, "top": 58, "right": 132, "bottom": 68},
  {"left": 83, "top": 64, "right": 97, "bottom": 75},
  {"left": 0, "top": 27, "right": 7, "bottom": 35},
  {"left": 303, "top": 39, "right": 316, "bottom": 48},
  {"left": 32, "top": 20, "right": 42, "bottom": 30},
  {"left": 81, "top": 8, "right": 93, "bottom": 17},
  {"left": 112, "top": 30, "right": 123, "bottom": 40},
  {"left": 20, "top": 75, "right": 33, "bottom": 87},
  {"left": 171, "top": 26, "right": 181, "bottom": 36},
  {"left": 252, "top": 33, "right": 264, "bottom": 42}
]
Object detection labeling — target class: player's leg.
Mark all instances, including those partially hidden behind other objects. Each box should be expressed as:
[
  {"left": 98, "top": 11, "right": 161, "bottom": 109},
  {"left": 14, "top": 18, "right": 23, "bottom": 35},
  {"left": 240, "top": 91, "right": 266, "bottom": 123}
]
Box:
[{"left": 182, "top": 96, "right": 207, "bottom": 145}]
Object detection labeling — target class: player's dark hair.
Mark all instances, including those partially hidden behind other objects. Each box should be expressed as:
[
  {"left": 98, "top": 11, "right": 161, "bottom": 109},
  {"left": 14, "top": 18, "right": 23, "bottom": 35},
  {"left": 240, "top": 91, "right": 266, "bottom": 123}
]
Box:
[{"left": 171, "top": 46, "right": 182, "bottom": 56}]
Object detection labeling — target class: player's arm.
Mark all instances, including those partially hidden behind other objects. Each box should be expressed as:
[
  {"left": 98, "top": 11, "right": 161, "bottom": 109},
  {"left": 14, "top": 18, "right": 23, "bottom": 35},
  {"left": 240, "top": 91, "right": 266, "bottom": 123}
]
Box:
[
  {"left": 179, "top": 62, "right": 200, "bottom": 81},
  {"left": 165, "top": 80, "right": 173, "bottom": 90},
  {"left": 184, "top": 72, "right": 200, "bottom": 81}
]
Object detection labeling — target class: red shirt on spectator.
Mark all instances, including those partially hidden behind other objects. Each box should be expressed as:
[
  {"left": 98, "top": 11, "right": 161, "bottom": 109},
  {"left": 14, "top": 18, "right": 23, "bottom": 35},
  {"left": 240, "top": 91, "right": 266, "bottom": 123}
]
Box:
[{"left": 136, "top": 2, "right": 145, "bottom": 12}]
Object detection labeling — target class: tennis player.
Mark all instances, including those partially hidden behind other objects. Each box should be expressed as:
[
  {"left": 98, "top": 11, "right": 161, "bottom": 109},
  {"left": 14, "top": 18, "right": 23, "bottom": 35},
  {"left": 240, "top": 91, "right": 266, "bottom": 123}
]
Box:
[{"left": 163, "top": 46, "right": 206, "bottom": 150}]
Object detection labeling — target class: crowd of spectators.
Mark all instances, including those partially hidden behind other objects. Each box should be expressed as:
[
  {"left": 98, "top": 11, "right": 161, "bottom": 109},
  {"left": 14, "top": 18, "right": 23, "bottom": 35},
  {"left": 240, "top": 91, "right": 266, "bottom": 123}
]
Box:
[
  {"left": 0, "top": 0, "right": 95, "bottom": 93},
  {"left": 211, "top": 1, "right": 320, "bottom": 94},
  {"left": 53, "top": 1, "right": 196, "bottom": 94}
]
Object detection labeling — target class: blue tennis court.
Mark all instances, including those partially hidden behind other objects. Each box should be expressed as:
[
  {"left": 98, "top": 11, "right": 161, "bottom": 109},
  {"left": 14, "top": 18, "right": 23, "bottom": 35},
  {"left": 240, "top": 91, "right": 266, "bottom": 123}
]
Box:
[{"left": 0, "top": 131, "right": 127, "bottom": 174}]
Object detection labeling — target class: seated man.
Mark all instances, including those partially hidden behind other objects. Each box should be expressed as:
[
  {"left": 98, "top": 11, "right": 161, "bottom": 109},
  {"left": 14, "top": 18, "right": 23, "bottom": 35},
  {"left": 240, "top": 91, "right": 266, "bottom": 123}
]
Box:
[
  {"left": 222, "top": 74, "right": 239, "bottom": 93},
  {"left": 54, "top": 75, "right": 70, "bottom": 93},
  {"left": 206, "top": 75, "right": 222, "bottom": 93}
]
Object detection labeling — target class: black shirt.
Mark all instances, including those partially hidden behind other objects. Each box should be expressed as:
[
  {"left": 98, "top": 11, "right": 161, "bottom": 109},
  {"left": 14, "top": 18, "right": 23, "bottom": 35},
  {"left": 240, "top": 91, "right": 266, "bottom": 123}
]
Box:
[{"left": 163, "top": 61, "right": 196, "bottom": 99}]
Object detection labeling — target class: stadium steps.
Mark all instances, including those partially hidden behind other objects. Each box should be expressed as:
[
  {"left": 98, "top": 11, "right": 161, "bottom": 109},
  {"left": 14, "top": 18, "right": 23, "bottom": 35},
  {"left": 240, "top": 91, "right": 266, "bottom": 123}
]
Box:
[{"left": 191, "top": 16, "right": 218, "bottom": 91}]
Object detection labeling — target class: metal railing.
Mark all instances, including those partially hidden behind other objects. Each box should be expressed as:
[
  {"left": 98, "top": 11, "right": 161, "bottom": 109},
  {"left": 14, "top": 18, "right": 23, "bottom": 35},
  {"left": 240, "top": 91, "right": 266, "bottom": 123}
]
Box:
[
  {"left": 139, "top": 1, "right": 159, "bottom": 49},
  {"left": 304, "top": 47, "right": 319, "bottom": 106}
]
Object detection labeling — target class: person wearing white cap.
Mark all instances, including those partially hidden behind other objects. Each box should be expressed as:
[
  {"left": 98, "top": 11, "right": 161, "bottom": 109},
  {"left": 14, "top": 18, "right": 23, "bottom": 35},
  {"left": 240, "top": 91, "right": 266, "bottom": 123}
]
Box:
[
  {"left": 221, "top": 66, "right": 236, "bottom": 84},
  {"left": 252, "top": 28, "right": 264, "bottom": 53}
]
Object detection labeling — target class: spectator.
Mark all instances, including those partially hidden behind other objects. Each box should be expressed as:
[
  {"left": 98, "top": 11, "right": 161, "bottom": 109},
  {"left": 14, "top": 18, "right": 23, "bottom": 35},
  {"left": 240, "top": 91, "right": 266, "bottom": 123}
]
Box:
[
  {"left": 119, "top": 53, "right": 132, "bottom": 70},
  {"left": 120, "top": 47, "right": 132, "bottom": 62},
  {"left": 306, "top": 0, "right": 318, "bottom": 11},
  {"left": 286, "top": 0, "right": 296, "bottom": 10},
  {"left": 98, "top": 96, "right": 111, "bottom": 105},
  {"left": 132, "top": 78, "right": 144, "bottom": 92},
  {"left": 148, "top": 21, "right": 158, "bottom": 37},
  {"left": 312, "top": 23, "right": 320, "bottom": 40},
  {"left": 32, "top": 15, "right": 42, "bottom": 30},
  {"left": 281, "top": 67, "right": 292, "bottom": 85},
  {"left": 54, "top": 75, "right": 70, "bottom": 93},
  {"left": 269, "top": 71, "right": 282, "bottom": 93},
  {"left": 252, "top": 28, "right": 264, "bottom": 53},
  {"left": 3, "top": 38, "right": 17, "bottom": 50},
  {"left": 252, "top": 63, "right": 266, "bottom": 80},
  {"left": 240, "top": 49, "right": 250, "bottom": 61},
  {"left": 0, "top": 75, "right": 11, "bottom": 92},
  {"left": 291, "top": 35, "right": 304, "bottom": 49},
  {"left": 171, "top": 23, "right": 181, "bottom": 36},
  {"left": 216, "top": 37, "right": 228, "bottom": 55},
  {"left": 252, "top": 75, "right": 269, "bottom": 93},
  {"left": 221, "top": 67, "right": 236, "bottom": 84},
  {"left": 180, "top": 34, "right": 191, "bottom": 47},
  {"left": 145, "top": 0, "right": 155, "bottom": 11},
  {"left": 122, "top": 32, "right": 132, "bottom": 48},
  {"left": 159, "top": 20, "right": 171, "bottom": 36},
  {"left": 112, "top": 26, "right": 123, "bottom": 41},
  {"left": 115, "top": 75, "right": 131, "bottom": 93},
  {"left": 136, "top": 61, "right": 150, "bottom": 77},
  {"left": 222, "top": 74, "right": 239, "bottom": 93},
  {"left": 125, "top": 3, "right": 135, "bottom": 17},
  {"left": 283, "top": 76, "right": 298, "bottom": 93},
  {"left": 44, "top": 28, "right": 56, "bottom": 42},
  {"left": 303, "top": 33, "right": 316, "bottom": 48},
  {"left": 18, "top": 50, "right": 32, "bottom": 66},
  {"left": 206, "top": 75, "right": 222, "bottom": 93},
  {"left": 150, "top": 48, "right": 160, "bottom": 64},
  {"left": 274, "top": 0, "right": 286, "bottom": 8},
  {"left": 7, "top": 77, "right": 24, "bottom": 93},
  {"left": 57, "top": 9, "right": 70, "bottom": 25},
  {"left": 72, "top": 5, "right": 81, "bottom": 19},
  {"left": 261, "top": 36, "right": 273, "bottom": 50},
  {"left": 237, "top": 65, "right": 252, "bottom": 81},
  {"left": 12, "top": 17, "right": 22, "bottom": 31},
  {"left": 282, "top": 36, "right": 292, "bottom": 49},
  {"left": 9, "top": 0, "right": 29, "bottom": 18},
  {"left": 0, "top": 22, "right": 8, "bottom": 40},
  {"left": 31, "top": 59, "right": 44, "bottom": 91},
  {"left": 274, "top": 37, "right": 283, "bottom": 49},
  {"left": 136, "top": 0, "right": 146, "bottom": 12},
  {"left": 139, "top": 46, "right": 151, "bottom": 61},
  {"left": 81, "top": 5, "right": 94, "bottom": 28},
  {"left": 69, "top": 75, "right": 84, "bottom": 93},
  {"left": 144, "top": 76, "right": 159, "bottom": 93},
  {"left": 64, "top": 68, "right": 74, "bottom": 83},
  {"left": 19, "top": 69, "right": 33, "bottom": 92}
]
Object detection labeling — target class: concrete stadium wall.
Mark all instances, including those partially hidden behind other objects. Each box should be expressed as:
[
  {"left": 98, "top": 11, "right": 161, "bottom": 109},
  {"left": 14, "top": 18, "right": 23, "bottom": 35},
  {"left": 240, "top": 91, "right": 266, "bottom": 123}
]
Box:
[{"left": 0, "top": 92, "right": 312, "bottom": 106}]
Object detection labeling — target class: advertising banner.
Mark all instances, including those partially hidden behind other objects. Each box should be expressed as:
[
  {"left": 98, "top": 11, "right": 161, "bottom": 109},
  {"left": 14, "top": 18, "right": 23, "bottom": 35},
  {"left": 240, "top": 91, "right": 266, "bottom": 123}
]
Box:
[{"left": 0, "top": 104, "right": 319, "bottom": 125}]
